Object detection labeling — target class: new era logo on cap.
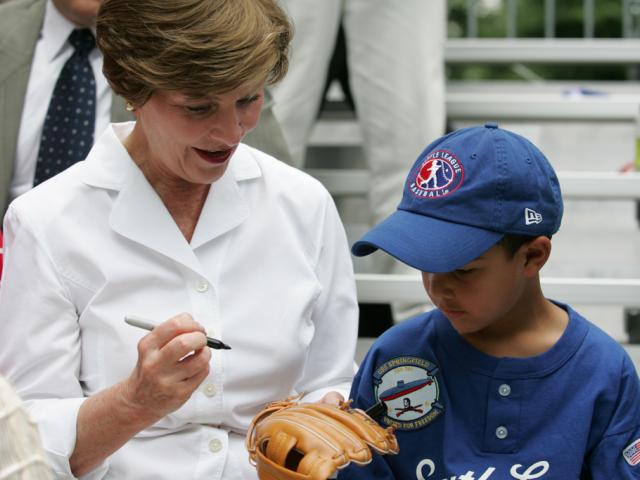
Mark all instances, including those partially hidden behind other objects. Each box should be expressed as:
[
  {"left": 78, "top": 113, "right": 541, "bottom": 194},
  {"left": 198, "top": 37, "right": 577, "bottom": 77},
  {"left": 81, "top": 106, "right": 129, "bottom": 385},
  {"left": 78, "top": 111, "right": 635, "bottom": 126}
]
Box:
[{"left": 525, "top": 208, "right": 543, "bottom": 225}]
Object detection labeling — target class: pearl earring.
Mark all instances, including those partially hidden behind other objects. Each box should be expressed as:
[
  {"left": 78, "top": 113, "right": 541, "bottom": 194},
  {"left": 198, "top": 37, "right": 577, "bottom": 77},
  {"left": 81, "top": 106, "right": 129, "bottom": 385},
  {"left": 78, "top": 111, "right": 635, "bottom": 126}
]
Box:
[{"left": 125, "top": 102, "right": 134, "bottom": 111}]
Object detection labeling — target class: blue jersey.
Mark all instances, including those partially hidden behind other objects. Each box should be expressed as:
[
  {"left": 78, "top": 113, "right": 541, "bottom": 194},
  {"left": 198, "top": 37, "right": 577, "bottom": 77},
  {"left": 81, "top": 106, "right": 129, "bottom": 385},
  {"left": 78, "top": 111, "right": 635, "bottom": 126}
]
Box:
[{"left": 339, "top": 303, "right": 640, "bottom": 479}]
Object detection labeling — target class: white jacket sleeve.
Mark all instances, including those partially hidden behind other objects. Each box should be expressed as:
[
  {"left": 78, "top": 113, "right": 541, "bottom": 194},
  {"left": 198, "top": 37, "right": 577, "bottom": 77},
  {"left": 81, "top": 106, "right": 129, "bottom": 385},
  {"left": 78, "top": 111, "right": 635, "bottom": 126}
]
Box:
[
  {"left": 0, "top": 205, "right": 108, "bottom": 479},
  {"left": 294, "top": 191, "right": 358, "bottom": 403}
]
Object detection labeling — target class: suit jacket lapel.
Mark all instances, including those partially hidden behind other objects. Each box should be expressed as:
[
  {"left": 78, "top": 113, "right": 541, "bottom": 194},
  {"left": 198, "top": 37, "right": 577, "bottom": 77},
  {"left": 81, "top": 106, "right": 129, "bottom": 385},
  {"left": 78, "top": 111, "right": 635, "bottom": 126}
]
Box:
[{"left": 0, "top": 0, "right": 46, "bottom": 215}]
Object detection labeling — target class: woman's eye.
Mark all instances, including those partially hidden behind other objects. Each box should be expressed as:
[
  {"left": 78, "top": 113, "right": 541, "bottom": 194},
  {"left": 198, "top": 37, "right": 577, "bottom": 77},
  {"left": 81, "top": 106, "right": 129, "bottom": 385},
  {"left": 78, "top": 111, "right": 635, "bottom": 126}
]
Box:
[
  {"left": 185, "top": 105, "right": 211, "bottom": 115},
  {"left": 238, "top": 94, "right": 260, "bottom": 106}
]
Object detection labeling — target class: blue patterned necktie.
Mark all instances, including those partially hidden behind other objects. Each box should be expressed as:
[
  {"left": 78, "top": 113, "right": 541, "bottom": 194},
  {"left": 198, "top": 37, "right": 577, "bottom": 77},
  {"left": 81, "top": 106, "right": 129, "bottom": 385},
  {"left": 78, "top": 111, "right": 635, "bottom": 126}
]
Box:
[{"left": 34, "top": 29, "right": 96, "bottom": 186}]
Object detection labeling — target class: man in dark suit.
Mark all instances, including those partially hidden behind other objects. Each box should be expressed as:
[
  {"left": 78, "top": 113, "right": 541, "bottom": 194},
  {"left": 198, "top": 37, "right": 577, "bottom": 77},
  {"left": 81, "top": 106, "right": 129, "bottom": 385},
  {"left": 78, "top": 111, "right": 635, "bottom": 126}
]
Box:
[{"left": 0, "top": 0, "right": 291, "bottom": 217}]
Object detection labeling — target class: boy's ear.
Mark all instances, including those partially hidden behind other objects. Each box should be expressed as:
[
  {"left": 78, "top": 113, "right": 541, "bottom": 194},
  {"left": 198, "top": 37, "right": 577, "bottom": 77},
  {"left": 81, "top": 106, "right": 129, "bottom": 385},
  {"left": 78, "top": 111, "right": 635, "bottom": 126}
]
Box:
[{"left": 521, "top": 236, "right": 552, "bottom": 276}]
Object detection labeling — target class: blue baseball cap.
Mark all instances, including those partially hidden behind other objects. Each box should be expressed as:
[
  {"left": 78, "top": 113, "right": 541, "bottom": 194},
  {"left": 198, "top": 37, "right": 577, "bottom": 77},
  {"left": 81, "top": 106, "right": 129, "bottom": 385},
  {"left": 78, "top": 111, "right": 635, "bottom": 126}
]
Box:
[{"left": 352, "top": 123, "right": 563, "bottom": 272}]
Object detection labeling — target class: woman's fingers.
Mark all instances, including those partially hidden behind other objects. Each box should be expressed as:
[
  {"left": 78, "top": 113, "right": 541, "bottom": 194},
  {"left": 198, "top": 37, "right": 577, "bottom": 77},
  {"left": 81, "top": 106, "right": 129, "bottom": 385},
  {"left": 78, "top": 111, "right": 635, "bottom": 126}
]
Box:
[
  {"left": 126, "top": 313, "right": 212, "bottom": 417},
  {"left": 139, "top": 312, "right": 205, "bottom": 352},
  {"left": 172, "top": 341, "right": 212, "bottom": 381},
  {"left": 162, "top": 330, "right": 208, "bottom": 363}
]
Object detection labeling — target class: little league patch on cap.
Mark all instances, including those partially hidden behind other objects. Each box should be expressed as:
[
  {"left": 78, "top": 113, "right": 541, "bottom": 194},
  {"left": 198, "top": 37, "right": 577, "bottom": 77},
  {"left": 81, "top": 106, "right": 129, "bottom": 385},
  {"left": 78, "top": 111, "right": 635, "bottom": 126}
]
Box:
[{"left": 352, "top": 122, "right": 563, "bottom": 272}]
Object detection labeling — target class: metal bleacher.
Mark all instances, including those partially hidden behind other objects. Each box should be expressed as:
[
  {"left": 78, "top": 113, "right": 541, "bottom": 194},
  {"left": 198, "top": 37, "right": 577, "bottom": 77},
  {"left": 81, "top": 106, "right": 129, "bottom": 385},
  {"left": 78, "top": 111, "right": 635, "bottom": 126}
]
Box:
[{"left": 302, "top": 2, "right": 640, "bottom": 365}]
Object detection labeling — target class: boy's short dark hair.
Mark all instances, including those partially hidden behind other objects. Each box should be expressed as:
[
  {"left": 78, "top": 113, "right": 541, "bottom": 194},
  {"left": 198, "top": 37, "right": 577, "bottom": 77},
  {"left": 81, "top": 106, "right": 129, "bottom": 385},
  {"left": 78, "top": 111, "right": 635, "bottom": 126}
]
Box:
[{"left": 498, "top": 234, "right": 551, "bottom": 257}]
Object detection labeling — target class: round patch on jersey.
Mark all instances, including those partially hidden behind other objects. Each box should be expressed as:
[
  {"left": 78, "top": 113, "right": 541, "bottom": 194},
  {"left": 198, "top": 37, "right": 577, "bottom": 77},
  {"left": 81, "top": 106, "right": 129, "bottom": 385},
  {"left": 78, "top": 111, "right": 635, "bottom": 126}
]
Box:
[
  {"left": 373, "top": 356, "right": 443, "bottom": 431},
  {"left": 408, "top": 149, "right": 464, "bottom": 199}
]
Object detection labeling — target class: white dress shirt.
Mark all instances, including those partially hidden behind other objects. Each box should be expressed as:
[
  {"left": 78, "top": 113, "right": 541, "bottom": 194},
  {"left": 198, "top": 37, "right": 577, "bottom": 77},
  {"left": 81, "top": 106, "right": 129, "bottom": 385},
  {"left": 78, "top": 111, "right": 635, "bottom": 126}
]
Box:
[
  {"left": 11, "top": 0, "right": 111, "bottom": 202},
  {"left": 0, "top": 123, "right": 358, "bottom": 479}
]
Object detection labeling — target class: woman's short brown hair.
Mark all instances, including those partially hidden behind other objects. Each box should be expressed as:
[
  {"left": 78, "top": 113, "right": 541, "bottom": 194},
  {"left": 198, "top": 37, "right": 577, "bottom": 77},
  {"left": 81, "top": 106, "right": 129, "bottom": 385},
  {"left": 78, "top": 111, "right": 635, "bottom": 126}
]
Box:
[{"left": 96, "top": 0, "right": 292, "bottom": 106}]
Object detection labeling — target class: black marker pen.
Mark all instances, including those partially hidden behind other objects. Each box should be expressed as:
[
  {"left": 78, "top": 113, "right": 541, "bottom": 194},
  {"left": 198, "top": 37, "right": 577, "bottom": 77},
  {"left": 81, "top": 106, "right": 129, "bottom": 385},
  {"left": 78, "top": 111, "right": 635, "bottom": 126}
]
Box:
[{"left": 124, "top": 316, "right": 231, "bottom": 350}]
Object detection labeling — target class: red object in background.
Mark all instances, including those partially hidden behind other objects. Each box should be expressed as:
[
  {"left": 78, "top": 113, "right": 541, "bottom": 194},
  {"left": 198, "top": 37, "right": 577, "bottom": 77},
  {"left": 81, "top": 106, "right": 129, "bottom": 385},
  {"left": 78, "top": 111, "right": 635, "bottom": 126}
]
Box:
[{"left": 620, "top": 161, "right": 636, "bottom": 173}]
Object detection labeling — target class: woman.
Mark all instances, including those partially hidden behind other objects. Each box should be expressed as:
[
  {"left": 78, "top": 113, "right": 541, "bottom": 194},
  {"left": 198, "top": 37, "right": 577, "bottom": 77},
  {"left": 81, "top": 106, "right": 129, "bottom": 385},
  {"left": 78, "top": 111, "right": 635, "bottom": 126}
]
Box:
[{"left": 0, "top": 0, "right": 359, "bottom": 478}]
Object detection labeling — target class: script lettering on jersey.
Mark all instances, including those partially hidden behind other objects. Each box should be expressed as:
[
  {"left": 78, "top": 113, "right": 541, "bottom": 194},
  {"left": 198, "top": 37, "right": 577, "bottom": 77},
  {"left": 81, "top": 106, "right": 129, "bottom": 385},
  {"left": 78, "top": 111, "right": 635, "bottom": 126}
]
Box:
[{"left": 416, "top": 459, "right": 550, "bottom": 480}]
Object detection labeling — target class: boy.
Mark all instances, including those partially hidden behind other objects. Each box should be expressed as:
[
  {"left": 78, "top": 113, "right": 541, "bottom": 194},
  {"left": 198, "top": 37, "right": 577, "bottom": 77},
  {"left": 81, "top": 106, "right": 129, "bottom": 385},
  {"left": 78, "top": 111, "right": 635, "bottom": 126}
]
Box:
[{"left": 339, "top": 123, "right": 640, "bottom": 479}]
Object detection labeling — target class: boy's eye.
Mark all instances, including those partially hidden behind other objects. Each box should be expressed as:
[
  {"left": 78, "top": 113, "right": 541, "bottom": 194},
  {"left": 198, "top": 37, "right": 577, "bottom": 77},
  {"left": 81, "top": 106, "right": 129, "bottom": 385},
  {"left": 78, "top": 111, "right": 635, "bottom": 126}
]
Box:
[{"left": 455, "top": 268, "right": 476, "bottom": 275}]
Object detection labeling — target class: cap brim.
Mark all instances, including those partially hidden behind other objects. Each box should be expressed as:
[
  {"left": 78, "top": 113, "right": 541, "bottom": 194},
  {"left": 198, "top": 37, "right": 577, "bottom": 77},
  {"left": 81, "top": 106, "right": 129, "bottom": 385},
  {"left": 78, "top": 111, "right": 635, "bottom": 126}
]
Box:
[{"left": 352, "top": 210, "right": 503, "bottom": 273}]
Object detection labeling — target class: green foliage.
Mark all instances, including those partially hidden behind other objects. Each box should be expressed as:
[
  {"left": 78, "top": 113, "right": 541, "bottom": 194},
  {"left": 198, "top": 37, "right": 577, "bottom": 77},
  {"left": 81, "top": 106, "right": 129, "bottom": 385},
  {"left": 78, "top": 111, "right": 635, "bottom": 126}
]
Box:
[
  {"left": 447, "top": 0, "right": 630, "bottom": 80},
  {"left": 448, "top": 0, "right": 623, "bottom": 38}
]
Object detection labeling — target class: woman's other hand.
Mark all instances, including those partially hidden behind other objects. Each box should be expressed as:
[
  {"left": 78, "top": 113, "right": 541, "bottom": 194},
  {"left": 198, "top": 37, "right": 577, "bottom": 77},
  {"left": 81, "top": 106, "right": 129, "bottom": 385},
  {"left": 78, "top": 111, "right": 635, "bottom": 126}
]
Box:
[
  {"left": 121, "top": 312, "right": 212, "bottom": 422},
  {"left": 318, "top": 391, "right": 345, "bottom": 406}
]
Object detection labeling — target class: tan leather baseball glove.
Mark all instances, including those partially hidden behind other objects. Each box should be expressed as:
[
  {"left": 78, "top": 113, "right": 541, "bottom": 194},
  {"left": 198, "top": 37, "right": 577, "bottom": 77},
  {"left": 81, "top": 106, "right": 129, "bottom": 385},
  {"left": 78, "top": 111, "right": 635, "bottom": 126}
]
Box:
[{"left": 246, "top": 398, "right": 399, "bottom": 480}]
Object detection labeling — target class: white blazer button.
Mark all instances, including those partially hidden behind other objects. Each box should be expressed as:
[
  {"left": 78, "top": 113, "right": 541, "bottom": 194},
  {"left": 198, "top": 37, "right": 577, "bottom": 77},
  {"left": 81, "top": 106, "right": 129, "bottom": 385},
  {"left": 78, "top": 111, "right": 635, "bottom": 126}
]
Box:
[
  {"left": 498, "top": 384, "right": 511, "bottom": 397},
  {"left": 203, "top": 384, "right": 217, "bottom": 397},
  {"left": 209, "top": 438, "right": 223, "bottom": 453},
  {"left": 196, "top": 280, "right": 209, "bottom": 293}
]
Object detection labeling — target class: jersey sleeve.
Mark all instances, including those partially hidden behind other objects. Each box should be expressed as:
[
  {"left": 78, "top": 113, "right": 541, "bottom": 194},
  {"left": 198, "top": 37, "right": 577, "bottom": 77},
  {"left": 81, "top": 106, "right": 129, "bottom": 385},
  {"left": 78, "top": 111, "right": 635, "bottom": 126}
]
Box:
[{"left": 585, "top": 353, "right": 640, "bottom": 478}]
